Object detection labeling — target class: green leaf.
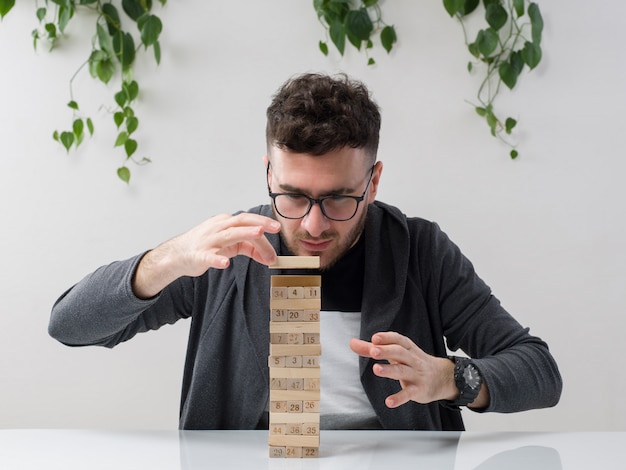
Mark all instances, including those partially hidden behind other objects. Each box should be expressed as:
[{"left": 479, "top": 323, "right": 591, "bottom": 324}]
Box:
[
  {"left": 115, "top": 131, "right": 128, "bottom": 147},
  {"left": 115, "top": 90, "right": 127, "bottom": 107},
  {"left": 505, "top": 117, "right": 517, "bottom": 134},
  {"left": 0, "top": 0, "right": 15, "bottom": 19},
  {"left": 86, "top": 117, "right": 94, "bottom": 135},
  {"left": 513, "top": 0, "right": 524, "bottom": 17},
  {"left": 475, "top": 106, "right": 487, "bottom": 117},
  {"left": 467, "top": 42, "right": 480, "bottom": 58},
  {"left": 362, "top": 0, "right": 378, "bottom": 7},
  {"left": 510, "top": 50, "right": 524, "bottom": 74},
  {"left": 486, "top": 111, "right": 498, "bottom": 136},
  {"left": 459, "top": 0, "right": 479, "bottom": 15},
  {"left": 73, "top": 119, "right": 84, "bottom": 139},
  {"left": 476, "top": 28, "right": 498, "bottom": 58},
  {"left": 319, "top": 41, "right": 329, "bottom": 56},
  {"left": 102, "top": 3, "right": 121, "bottom": 35},
  {"left": 122, "top": 0, "right": 152, "bottom": 21},
  {"left": 485, "top": 3, "right": 507, "bottom": 31},
  {"left": 97, "top": 23, "right": 115, "bottom": 57},
  {"left": 36, "top": 7, "right": 46, "bottom": 22},
  {"left": 120, "top": 32, "right": 136, "bottom": 67},
  {"left": 467, "top": 61, "right": 473, "bottom": 72},
  {"left": 125, "top": 138, "right": 138, "bottom": 157},
  {"left": 67, "top": 100, "right": 79, "bottom": 110},
  {"left": 114, "top": 111, "right": 124, "bottom": 128},
  {"left": 138, "top": 14, "right": 162, "bottom": 47},
  {"left": 522, "top": 41, "right": 542, "bottom": 69},
  {"left": 528, "top": 3, "right": 543, "bottom": 44},
  {"left": 53, "top": 130, "right": 59, "bottom": 141},
  {"left": 329, "top": 19, "right": 345, "bottom": 55},
  {"left": 126, "top": 116, "right": 139, "bottom": 135},
  {"left": 88, "top": 50, "right": 105, "bottom": 78},
  {"left": 60, "top": 131, "right": 74, "bottom": 152},
  {"left": 96, "top": 58, "right": 115, "bottom": 84},
  {"left": 510, "top": 149, "right": 519, "bottom": 159},
  {"left": 380, "top": 25, "right": 396, "bottom": 53},
  {"left": 124, "top": 80, "right": 139, "bottom": 102},
  {"left": 57, "top": 5, "right": 74, "bottom": 33},
  {"left": 45, "top": 22, "right": 57, "bottom": 39},
  {"left": 117, "top": 166, "right": 131, "bottom": 183},
  {"left": 498, "top": 62, "right": 518, "bottom": 89},
  {"left": 345, "top": 8, "right": 373, "bottom": 41},
  {"left": 367, "top": 57, "right": 375, "bottom": 66},
  {"left": 153, "top": 40, "right": 161, "bottom": 64},
  {"left": 443, "top": 0, "right": 464, "bottom": 17}
]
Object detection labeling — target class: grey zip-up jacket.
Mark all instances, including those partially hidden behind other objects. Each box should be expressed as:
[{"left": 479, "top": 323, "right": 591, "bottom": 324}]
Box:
[{"left": 49, "top": 201, "right": 562, "bottom": 430}]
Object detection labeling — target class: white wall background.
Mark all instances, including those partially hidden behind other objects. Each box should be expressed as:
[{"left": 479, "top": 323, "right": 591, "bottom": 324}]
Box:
[{"left": 1, "top": 1, "right": 624, "bottom": 431}]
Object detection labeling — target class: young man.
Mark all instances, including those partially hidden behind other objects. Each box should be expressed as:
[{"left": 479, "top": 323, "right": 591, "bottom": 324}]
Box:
[{"left": 49, "top": 73, "right": 562, "bottom": 430}]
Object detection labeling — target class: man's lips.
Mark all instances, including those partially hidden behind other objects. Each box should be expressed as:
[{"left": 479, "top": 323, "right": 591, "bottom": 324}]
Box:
[{"left": 299, "top": 239, "right": 333, "bottom": 251}]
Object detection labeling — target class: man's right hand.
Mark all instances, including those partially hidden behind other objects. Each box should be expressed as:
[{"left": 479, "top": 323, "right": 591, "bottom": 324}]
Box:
[{"left": 132, "top": 213, "right": 281, "bottom": 299}]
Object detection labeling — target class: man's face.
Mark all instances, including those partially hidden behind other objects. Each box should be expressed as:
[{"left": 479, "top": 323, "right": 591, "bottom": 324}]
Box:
[{"left": 265, "top": 146, "right": 381, "bottom": 270}]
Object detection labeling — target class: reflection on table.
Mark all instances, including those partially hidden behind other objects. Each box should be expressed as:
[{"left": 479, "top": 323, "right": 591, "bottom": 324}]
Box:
[{"left": 0, "top": 429, "right": 623, "bottom": 469}]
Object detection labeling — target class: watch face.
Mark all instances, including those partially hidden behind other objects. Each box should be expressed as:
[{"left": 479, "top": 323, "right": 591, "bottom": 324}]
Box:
[{"left": 463, "top": 364, "right": 481, "bottom": 390}]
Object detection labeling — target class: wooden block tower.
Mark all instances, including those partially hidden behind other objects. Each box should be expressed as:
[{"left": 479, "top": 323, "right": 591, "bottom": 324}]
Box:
[{"left": 268, "top": 256, "right": 321, "bottom": 458}]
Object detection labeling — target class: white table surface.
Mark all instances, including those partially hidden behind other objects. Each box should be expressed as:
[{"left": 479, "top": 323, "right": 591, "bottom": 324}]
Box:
[{"left": 0, "top": 429, "right": 622, "bottom": 469}]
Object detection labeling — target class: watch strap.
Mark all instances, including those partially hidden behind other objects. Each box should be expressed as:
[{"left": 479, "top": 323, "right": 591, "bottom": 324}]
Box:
[{"left": 441, "top": 356, "right": 482, "bottom": 409}]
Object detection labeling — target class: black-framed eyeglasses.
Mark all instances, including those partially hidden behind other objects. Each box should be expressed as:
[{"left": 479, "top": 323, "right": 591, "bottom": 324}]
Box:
[{"left": 267, "top": 164, "right": 375, "bottom": 221}]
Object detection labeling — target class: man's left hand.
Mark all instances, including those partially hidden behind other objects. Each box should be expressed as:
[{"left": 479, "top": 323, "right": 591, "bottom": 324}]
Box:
[{"left": 349, "top": 331, "right": 458, "bottom": 408}]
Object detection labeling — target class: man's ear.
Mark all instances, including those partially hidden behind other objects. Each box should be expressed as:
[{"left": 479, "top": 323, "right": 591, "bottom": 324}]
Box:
[{"left": 367, "top": 161, "right": 383, "bottom": 203}]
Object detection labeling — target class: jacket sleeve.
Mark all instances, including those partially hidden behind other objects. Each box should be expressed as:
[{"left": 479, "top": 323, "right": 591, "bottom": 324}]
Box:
[
  {"left": 48, "top": 253, "right": 193, "bottom": 348},
  {"left": 429, "top": 222, "right": 563, "bottom": 413}
]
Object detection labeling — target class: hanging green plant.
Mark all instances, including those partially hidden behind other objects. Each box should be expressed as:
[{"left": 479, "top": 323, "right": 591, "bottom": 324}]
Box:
[
  {"left": 314, "top": 0, "right": 397, "bottom": 66},
  {"left": 313, "top": 0, "right": 543, "bottom": 159},
  {"left": 444, "top": 0, "right": 544, "bottom": 159},
  {"left": 19, "top": 0, "right": 165, "bottom": 183}
]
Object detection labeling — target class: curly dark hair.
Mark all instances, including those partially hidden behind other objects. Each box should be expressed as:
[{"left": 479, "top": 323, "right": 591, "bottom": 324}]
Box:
[{"left": 266, "top": 73, "right": 381, "bottom": 163}]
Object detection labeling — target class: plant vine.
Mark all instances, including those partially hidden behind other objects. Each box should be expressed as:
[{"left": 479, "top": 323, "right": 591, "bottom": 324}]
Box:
[
  {"left": 3, "top": 0, "right": 165, "bottom": 183},
  {"left": 0, "top": 0, "right": 545, "bottom": 183},
  {"left": 314, "top": 0, "right": 543, "bottom": 159}
]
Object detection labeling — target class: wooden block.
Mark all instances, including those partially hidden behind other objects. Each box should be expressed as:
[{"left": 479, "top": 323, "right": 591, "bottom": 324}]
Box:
[
  {"left": 271, "top": 275, "right": 322, "bottom": 287},
  {"left": 303, "top": 447, "right": 319, "bottom": 458},
  {"left": 302, "top": 422, "right": 319, "bottom": 435},
  {"left": 270, "top": 401, "right": 288, "bottom": 413},
  {"left": 287, "top": 333, "right": 304, "bottom": 344},
  {"left": 271, "top": 287, "right": 288, "bottom": 299},
  {"left": 304, "top": 286, "right": 320, "bottom": 298},
  {"left": 286, "top": 378, "right": 304, "bottom": 390},
  {"left": 287, "top": 401, "right": 303, "bottom": 413},
  {"left": 270, "top": 309, "right": 288, "bottom": 322},
  {"left": 286, "top": 447, "right": 303, "bottom": 458},
  {"left": 285, "top": 310, "right": 304, "bottom": 322},
  {"left": 268, "top": 256, "right": 320, "bottom": 269},
  {"left": 303, "top": 378, "right": 320, "bottom": 391},
  {"left": 303, "top": 400, "right": 320, "bottom": 413},
  {"left": 303, "top": 310, "right": 320, "bottom": 321},
  {"left": 269, "top": 446, "right": 286, "bottom": 458},
  {"left": 270, "top": 368, "right": 320, "bottom": 379},
  {"left": 269, "top": 424, "right": 286, "bottom": 435},
  {"left": 303, "top": 333, "right": 320, "bottom": 344},
  {"left": 269, "top": 435, "right": 320, "bottom": 447},
  {"left": 268, "top": 356, "right": 285, "bottom": 367},
  {"left": 269, "top": 412, "right": 320, "bottom": 424},
  {"left": 302, "top": 356, "right": 320, "bottom": 368},
  {"left": 270, "top": 389, "right": 320, "bottom": 401},
  {"left": 270, "top": 378, "right": 287, "bottom": 390},
  {"left": 285, "top": 356, "right": 303, "bottom": 367},
  {"left": 270, "top": 333, "right": 288, "bottom": 345},
  {"left": 287, "top": 286, "right": 304, "bottom": 298},
  {"left": 270, "top": 322, "right": 320, "bottom": 334},
  {"left": 270, "top": 298, "right": 321, "bottom": 310},
  {"left": 269, "top": 344, "right": 321, "bottom": 357}
]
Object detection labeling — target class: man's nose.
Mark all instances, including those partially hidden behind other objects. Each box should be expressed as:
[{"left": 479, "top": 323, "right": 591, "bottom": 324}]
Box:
[{"left": 301, "top": 203, "right": 331, "bottom": 237}]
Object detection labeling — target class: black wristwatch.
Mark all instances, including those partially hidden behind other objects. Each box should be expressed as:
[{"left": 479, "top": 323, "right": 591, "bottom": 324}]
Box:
[{"left": 442, "top": 356, "right": 482, "bottom": 408}]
